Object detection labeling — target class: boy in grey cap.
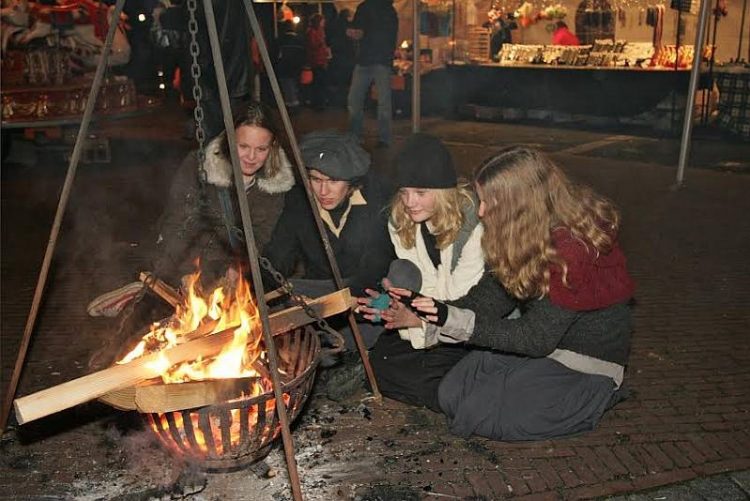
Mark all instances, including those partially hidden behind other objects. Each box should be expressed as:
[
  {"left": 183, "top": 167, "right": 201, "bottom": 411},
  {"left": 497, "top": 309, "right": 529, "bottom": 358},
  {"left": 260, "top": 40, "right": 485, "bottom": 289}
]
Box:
[{"left": 263, "top": 131, "right": 395, "bottom": 352}]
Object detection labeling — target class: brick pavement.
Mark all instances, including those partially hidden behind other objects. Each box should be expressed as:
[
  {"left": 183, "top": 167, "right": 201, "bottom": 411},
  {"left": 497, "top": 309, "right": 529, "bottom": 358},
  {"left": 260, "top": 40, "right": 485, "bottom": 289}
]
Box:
[{"left": 1, "top": 108, "right": 749, "bottom": 499}]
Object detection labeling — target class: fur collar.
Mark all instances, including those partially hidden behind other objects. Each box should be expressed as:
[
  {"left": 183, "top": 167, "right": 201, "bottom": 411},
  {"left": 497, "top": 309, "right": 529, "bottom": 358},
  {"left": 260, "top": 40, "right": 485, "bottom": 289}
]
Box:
[{"left": 202, "top": 135, "right": 295, "bottom": 194}]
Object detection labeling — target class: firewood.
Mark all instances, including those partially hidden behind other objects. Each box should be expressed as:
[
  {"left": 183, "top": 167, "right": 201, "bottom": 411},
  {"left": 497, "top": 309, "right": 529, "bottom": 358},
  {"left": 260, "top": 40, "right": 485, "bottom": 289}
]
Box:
[
  {"left": 17, "top": 289, "right": 352, "bottom": 422},
  {"left": 139, "top": 272, "right": 181, "bottom": 308},
  {"left": 139, "top": 271, "right": 286, "bottom": 306},
  {"left": 14, "top": 327, "right": 238, "bottom": 425}
]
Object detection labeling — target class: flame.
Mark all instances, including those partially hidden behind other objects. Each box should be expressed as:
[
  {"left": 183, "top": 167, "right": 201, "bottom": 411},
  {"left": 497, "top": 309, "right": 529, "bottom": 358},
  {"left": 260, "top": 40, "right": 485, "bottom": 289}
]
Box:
[
  {"left": 117, "top": 265, "right": 264, "bottom": 384},
  {"left": 118, "top": 264, "right": 304, "bottom": 459}
]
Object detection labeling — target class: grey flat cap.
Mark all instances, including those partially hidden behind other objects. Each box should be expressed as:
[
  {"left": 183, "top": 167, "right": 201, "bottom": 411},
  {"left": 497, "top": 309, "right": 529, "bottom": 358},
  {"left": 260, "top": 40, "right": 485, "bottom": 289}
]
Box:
[{"left": 299, "top": 130, "right": 370, "bottom": 181}]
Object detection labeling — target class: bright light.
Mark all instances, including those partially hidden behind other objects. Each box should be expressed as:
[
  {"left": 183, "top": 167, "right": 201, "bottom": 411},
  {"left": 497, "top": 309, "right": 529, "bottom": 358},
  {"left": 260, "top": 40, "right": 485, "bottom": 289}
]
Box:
[
  {"left": 138, "top": 13, "right": 146, "bottom": 22},
  {"left": 159, "top": 83, "right": 166, "bottom": 90},
  {"left": 401, "top": 40, "right": 409, "bottom": 49},
  {"left": 157, "top": 70, "right": 164, "bottom": 77},
  {"left": 292, "top": 16, "right": 300, "bottom": 24}
]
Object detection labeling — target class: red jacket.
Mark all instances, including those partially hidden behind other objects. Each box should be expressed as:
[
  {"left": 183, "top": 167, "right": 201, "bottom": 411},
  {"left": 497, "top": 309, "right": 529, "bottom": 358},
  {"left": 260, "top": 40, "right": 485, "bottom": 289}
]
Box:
[
  {"left": 552, "top": 27, "right": 580, "bottom": 46},
  {"left": 306, "top": 27, "right": 329, "bottom": 68}
]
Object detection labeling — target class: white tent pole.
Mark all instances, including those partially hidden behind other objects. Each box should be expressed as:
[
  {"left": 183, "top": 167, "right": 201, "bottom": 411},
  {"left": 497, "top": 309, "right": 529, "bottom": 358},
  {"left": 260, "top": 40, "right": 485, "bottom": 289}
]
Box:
[
  {"left": 412, "top": 0, "right": 420, "bottom": 132},
  {"left": 675, "top": 0, "right": 712, "bottom": 187}
]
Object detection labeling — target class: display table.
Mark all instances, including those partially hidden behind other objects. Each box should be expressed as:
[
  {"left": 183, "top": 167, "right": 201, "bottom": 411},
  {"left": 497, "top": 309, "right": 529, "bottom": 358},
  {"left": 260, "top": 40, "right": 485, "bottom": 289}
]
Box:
[{"left": 447, "top": 62, "right": 693, "bottom": 117}]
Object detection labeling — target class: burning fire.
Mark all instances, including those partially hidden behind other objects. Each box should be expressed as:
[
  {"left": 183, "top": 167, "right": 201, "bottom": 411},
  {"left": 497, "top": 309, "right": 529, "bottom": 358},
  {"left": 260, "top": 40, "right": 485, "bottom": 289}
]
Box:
[
  {"left": 118, "top": 265, "right": 297, "bottom": 460},
  {"left": 118, "top": 266, "right": 266, "bottom": 385}
]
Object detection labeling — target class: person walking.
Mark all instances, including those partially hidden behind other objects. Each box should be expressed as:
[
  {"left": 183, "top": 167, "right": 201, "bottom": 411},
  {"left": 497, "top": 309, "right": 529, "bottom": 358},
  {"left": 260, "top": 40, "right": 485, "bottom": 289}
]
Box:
[{"left": 346, "top": 0, "right": 398, "bottom": 147}]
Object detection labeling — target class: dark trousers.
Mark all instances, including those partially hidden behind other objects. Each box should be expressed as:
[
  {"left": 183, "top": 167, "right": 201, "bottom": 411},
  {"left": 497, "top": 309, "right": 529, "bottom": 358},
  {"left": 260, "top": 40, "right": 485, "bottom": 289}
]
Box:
[
  {"left": 310, "top": 66, "right": 328, "bottom": 109},
  {"left": 369, "top": 333, "right": 471, "bottom": 412}
]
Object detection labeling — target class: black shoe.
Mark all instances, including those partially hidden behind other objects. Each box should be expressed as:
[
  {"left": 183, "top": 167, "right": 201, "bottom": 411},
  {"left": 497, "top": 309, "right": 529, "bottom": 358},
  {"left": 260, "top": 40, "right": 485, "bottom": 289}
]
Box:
[{"left": 323, "top": 352, "right": 365, "bottom": 401}]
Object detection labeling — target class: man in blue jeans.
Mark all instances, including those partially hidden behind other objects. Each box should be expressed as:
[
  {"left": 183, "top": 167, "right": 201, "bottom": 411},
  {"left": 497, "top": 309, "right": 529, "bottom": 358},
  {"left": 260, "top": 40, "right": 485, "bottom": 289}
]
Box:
[{"left": 346, "top": 0, "right": 398, "bottom": 147}]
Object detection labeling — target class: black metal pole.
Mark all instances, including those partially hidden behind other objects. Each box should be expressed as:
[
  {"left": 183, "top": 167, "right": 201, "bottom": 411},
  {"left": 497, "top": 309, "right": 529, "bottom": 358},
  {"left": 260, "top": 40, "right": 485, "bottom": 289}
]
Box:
[
  {"left": 0, "top": 0, "right": 127, "bottom": 433},
  {"left": 676, "top": 0, "right": 712, "bottom": 186},
  {"left": 240, "top": 0, "right": 382, "bottom": 399},
  {"left": 738, "top": 0, "right": 748, "bottom": 61},
  {"left": 199, "top": 1, "right": 302, "bottom": 499},
  {"left": 702, "top": 0, "right": 721, "bottom": 125}
]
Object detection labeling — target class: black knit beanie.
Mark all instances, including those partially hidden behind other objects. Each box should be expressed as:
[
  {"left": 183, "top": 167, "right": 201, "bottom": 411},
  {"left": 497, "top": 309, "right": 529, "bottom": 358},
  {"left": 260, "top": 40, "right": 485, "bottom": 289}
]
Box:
[{"left": 395, "top": 133, "right": 457, "bottom": 189}]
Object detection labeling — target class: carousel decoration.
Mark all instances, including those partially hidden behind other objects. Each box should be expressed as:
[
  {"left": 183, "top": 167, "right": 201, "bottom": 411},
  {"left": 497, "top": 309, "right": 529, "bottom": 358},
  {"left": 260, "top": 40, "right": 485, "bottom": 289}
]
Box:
[{"left": 0, "top": 0, "right": 149, "bottom": 125}]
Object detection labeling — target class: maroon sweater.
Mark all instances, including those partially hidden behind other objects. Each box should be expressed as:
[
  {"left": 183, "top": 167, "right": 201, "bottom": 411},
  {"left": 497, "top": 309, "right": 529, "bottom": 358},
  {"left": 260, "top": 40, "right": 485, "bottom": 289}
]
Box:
[{"left": 549, "top": 228, "right": 635, "bottom": 312}]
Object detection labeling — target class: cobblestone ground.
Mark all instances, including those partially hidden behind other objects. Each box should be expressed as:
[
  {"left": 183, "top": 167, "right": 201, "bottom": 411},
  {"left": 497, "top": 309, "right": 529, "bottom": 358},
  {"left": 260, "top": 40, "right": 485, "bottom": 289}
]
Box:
[{"left": 2, "top": 107, "right": 749, "bottom": 500}]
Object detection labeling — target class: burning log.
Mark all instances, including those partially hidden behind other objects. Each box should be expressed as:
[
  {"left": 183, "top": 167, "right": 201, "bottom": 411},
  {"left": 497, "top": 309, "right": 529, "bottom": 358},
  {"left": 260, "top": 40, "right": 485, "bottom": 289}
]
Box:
[
  {"left": 139, "top": 272, "right": 181, "bottom": 307},
  {"left": 14, "top": 289, "right": 352, "bottom": 425},
  {"left": 13, "top": 326, "right": 239, "bottom": 425},
  {"left": 139, "top": 271, "right": 287, "bottom": 306}
]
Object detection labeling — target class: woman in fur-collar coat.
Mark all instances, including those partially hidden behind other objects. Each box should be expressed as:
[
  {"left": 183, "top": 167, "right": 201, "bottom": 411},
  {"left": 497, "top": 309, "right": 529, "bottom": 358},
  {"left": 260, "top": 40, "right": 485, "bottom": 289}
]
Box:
[{"left": 154, "top": 102, "right": 295, "bottom": 286}]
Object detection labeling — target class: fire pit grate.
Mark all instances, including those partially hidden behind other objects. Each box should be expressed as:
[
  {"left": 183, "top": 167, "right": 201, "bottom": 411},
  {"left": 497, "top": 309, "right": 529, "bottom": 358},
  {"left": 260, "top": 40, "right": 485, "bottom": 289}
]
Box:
[{"left": 142, "top": 325, "right": 320, "bottom": 471}]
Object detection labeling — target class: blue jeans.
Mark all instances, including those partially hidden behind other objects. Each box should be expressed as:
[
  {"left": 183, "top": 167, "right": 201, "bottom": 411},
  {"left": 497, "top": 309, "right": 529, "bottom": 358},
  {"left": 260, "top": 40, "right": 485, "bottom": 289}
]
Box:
[{"left": 347, "top": 64, "right": 392, "bottom": 145}]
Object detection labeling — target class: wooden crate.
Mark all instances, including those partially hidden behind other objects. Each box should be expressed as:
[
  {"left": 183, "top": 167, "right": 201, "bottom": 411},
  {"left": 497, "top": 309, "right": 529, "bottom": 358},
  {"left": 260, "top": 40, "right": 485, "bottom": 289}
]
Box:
[{"left": 467, "top": 26, "right": 491, "bottom": 62}]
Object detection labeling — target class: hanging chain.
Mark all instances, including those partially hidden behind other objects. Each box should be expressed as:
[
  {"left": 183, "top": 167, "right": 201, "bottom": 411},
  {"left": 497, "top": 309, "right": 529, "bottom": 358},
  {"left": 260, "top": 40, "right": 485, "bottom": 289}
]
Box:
[
  {"left": 259, "top": 257, "right": 345, "bottom": 353},
  {"left": 186, "top": 0, "right": 208, "bottom": 189}
]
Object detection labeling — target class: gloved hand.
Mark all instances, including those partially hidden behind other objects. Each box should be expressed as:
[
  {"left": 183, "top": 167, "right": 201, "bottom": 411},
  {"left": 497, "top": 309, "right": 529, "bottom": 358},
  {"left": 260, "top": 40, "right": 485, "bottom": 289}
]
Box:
[{"left": 389, "top": 288, "right": 449, "bottom": 326}]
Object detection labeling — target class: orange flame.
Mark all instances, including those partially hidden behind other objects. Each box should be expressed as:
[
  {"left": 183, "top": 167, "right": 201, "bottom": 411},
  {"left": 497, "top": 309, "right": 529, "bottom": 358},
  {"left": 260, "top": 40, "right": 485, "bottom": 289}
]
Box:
[{"left": 118, "top": 266, "right": 264, "bottom": 384}]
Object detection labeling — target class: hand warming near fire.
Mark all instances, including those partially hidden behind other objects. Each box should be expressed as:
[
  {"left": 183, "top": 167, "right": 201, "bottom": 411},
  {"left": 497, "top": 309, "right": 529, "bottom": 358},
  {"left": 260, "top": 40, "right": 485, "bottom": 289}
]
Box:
[{"left": 364, "top": 145, "right": 635, "bottom": 442}]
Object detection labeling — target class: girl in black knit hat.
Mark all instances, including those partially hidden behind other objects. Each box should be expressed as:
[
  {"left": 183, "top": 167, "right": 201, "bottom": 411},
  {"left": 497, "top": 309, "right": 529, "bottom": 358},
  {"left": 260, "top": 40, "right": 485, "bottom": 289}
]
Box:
[{"left": 357, "top": 133, "right": 486, "bottom": 411}]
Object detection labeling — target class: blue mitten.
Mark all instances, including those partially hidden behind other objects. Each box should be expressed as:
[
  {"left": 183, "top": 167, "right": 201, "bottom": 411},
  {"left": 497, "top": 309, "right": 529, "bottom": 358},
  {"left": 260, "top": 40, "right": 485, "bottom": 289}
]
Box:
[{"left": 367, "top": 290, "right": 391, "bottom": 322}]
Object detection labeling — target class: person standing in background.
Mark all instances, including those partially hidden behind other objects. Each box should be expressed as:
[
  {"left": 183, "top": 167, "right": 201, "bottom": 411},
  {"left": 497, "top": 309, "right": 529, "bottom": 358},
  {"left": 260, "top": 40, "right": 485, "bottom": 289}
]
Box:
[
  {"left": 346, "top": 0, "right": 398, "bottom": 148},
  {"left": 327, "top": 8, "right": 355, "bottom": 107},
  {"left": 551, "top": 21, "right": 580, "bottom": 46},
  {"left": 276, "top": 20, "right": 305, "bottom": 112},
  {"left": 305, "top": 13, "right": 331, "bottom": 110}
]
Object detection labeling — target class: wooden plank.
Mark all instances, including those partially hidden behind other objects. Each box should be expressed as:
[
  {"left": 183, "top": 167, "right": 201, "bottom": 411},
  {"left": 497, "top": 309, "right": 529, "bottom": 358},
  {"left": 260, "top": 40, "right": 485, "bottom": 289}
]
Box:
[
  {"left": 14, "top": 327, "right": 238, "bottom": 425},
  {"left": 133, "top": 377, "right": 261, "bottom": 413},
  {"left": 21, "top": 289, "right": 352, "bottom": 417},
  {"left": 139, "top": 272, "right": 181, "bottom": 308}
]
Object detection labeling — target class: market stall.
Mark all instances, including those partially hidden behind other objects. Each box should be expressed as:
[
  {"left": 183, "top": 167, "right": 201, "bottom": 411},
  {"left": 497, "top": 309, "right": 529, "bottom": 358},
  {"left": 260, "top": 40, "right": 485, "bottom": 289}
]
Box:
[{"left": 393, "top": 0, "right": 747, "bottom": 127}]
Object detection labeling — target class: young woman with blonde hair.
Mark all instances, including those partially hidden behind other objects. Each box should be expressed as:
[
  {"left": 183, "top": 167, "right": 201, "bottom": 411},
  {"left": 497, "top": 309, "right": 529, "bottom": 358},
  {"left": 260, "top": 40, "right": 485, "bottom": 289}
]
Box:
[
  {"left": 361, "top": 133, "right": 485, "bottom": 410},
  {"left": 397, "top": 146, "right": 635, "bottom": 440}
]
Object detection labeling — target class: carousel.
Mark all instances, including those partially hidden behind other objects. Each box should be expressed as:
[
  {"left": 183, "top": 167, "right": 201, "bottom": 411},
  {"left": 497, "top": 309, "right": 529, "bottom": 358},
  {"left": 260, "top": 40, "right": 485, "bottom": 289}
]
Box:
[{"left": 0, "top": 0, "right": 160, "bottom": 160}]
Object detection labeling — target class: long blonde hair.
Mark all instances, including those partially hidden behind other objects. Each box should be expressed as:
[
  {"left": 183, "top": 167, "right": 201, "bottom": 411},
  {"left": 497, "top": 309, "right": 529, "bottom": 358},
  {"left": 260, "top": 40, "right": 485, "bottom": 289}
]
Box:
[
  {"left": 390, "top": 185, "right": 475, "bottom": 250},
  {"left": 474, "top": 147, "right": 620, "bottom": 300}
]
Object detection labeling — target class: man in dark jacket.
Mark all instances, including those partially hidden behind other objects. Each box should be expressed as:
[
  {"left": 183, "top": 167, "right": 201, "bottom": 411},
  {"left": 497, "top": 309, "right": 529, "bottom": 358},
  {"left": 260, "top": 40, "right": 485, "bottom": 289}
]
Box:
[
  {"left": 276, "top": 20, "right": 305, "bottom": 110},
  {"left": 193, "top": 0, "right": 252, "bottom": 140},
  {"left": 263, "top": 130, "right": 395, "bottom": 349},
  {"left": 346, "top": 0, "right": 398, "bottom": 147}
]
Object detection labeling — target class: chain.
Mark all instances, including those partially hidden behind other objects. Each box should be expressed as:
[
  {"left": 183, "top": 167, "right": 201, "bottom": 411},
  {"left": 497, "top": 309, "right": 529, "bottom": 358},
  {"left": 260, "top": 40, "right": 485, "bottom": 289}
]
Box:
[
  {"left": 186, "top": 0, "right": 208, "bottom": 189},
  {"left": 259, "top": 257, "right": 344, "bottom": 353}
]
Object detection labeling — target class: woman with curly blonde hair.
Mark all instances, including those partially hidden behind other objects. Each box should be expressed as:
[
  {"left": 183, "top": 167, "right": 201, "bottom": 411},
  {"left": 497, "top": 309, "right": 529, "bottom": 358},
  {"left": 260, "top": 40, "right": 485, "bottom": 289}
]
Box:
[
  {"left": 396, "top": 146, "right": 635, "bottom": 440},
  {"left": 360, "top": 133, "right": 485, "bottom": 411}
]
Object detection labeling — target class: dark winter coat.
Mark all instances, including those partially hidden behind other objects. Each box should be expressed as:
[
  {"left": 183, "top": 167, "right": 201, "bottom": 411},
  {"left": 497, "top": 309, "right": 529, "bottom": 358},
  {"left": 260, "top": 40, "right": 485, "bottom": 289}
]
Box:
[
  {"left": 262, "top": 171, "right": 395, "bottom": 296},
  {"left": 351, "top": 0, "right": 398, "bottom": 66},
  {"left": 277, "top": 29, "right": 306, "bottom": 79},
  {"left": 154, "top": 136, "right": 295, "bottom": 285},
  {"left": 442, "top": 273, "right": 632, "bottom": 368}
]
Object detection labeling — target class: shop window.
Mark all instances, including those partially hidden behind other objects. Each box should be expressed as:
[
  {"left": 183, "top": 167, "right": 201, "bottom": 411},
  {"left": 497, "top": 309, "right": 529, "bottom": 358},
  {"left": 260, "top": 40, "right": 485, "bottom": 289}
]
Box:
[{"left": 575, "top": 0, "right": 615, "bottom": 45}]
